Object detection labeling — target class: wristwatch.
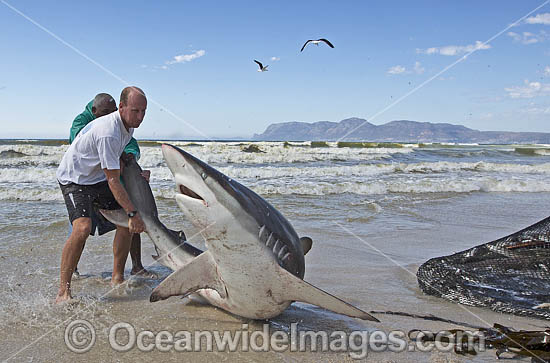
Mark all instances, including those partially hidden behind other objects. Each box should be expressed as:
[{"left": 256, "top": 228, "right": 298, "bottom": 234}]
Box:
[{"left": 128, "top": 211, "right": 138, "bottom": 218}]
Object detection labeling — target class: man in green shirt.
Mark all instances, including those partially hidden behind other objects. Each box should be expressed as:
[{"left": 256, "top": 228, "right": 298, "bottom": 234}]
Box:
[{"left": 70, "top": 93, "right": 153, "bottom": 277}]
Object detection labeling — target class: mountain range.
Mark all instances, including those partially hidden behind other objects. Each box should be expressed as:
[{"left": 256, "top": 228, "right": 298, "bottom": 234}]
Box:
[{"left": 253, "top": 118, "right": 550, "bottom": 143}]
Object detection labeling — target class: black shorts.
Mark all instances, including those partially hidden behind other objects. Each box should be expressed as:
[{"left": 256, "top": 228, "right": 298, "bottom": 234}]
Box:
[{"left": 59, "top": 181, "right": 121, "bottom": 236}]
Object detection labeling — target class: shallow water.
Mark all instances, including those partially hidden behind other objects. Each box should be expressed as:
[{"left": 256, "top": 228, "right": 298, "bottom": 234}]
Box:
[{"left": 2, "top": 140, "right": 550, "bottom": 361}]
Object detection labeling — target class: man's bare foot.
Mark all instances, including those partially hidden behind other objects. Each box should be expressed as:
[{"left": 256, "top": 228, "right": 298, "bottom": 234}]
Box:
[
  {"left": 55, "top": 291, "right": 73, "bottom": 305},
  {"left": 131, "top": 267, "right": 158, "bottom": 279},
  {"left": 111, "top": 274, "right": 125, "bottom": 288}
]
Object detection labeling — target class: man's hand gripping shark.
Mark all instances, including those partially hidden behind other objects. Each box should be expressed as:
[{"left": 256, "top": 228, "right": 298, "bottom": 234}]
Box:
[{"left": 101, "top": 144, "right": 378, "bottom": 322}]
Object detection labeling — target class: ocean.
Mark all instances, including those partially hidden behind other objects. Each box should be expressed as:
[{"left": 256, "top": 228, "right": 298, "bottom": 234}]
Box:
[{"left": 2, "top": 139, "right": 550, "bottom": 362}]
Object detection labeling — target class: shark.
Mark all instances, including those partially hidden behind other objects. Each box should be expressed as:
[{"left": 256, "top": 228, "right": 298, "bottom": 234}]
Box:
[{"left": 102, "top": 144, "right": 378, "bottom": 322}]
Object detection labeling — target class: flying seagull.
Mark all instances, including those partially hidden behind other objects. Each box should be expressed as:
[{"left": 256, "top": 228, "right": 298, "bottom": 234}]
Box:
[
  {"left": 300, "top": 38, "right": 335, "bottom": 52},
  {"left": 254, "top": 60, "right": 268, "bottom": 72}
]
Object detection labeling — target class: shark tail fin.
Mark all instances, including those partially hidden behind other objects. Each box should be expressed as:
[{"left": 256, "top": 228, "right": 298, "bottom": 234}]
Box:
[
  {"left": 99, "top": 209, "right": 129, "bottom": 228},
  {"left": 150, "top": 251, "right": 226, "bottom": 302},
  {"left": 277, "top": 269, "right": 379, "bottom": 322}
]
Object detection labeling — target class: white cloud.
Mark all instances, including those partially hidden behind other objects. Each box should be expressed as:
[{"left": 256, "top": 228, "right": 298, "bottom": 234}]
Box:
[
  {"left": 270, "top": 56, "right": 280, "bottom": 61},
  {"left": 417, "top": 41, "right": 490, "bottom": 56},
  {"left": 166, "top": 50, "right": 206, "bottom": 65},
  {"left": 387, "top": 62, "right": 424, "bottom": 75},
  {"left": 545, "top": 66, "right": 550, "bottom": 76},
  {"left": 413, "top": 61, "right": 425, "bottom": 74},
  {"left": 507, "top": 31, "right": 546, "bottom": 44},
  {"left": 387, "top": 65, "right": 406, "bottom": 74},
  {"left": 505, "top": 79, "right": 550, "bottom": 98},
  {"left": 525, "top": 13, "right": 550, "bottom": 25},
  {"left": 521, "top": 102, "right": 550, "bottom": 114},
  {"left": 386, "top": 61, "right": 426, "bottom": 75}
]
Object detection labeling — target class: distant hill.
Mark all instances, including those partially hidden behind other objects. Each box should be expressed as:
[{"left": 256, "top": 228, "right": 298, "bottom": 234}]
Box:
[{"left": 253, "top": 118, "right": 550, "bottom": 143}]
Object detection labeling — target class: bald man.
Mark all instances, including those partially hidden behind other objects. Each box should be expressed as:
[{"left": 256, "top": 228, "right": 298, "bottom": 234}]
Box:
[
  {"left": 56, "top": 87, "right": 149, "bottom": 303},
  {"left": 69, "top": 93, "right": 151, "bottom": 278}
]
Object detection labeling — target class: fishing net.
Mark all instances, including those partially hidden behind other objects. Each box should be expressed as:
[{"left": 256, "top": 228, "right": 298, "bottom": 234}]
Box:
[{"left": 417, "top": 216, "right": 550, "bottom": 320}]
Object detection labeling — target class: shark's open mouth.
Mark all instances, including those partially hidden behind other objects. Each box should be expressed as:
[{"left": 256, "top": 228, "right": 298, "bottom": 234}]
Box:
[{"left": 179, "top": 184, "right": 205, "bottom": 203}]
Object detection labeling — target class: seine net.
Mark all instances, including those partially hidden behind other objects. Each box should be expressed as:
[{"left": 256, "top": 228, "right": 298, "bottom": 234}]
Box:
[{"left": 417, "top": 216, "right": 550, "bottom": 320}]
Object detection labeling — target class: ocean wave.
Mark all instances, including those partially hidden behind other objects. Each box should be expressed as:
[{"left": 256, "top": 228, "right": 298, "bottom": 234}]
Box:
[
  {"left": 112, "top": 161, "right": 550, "bottom": 181},
  {"left": 4, "top": 176, "right": 549, "bottom": 201},
  {"left": 0, "top": 150, "right": 27, "bottom": 158},
  {"left": 150, "top": 141, "right": 413, "bottom": 164},
  {"left": 3, "top": 161, "right": 550, "bottom": 185},
  {"left": 246, "top": 178, "right": 550, "bottom": 195},
  {"left": 515, "top": 147, "right": 550, "bottom": 156},
  {"left": 0, "top": 142, "right": 414, "bottom": 168}
]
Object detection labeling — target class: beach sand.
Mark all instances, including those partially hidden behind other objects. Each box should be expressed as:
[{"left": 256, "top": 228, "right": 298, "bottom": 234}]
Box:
[{"left": 2, "top": 191, "right": 549, "bottom": 362}]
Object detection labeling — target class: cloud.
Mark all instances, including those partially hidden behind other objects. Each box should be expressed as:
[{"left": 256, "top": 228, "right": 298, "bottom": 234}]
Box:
[
  {"left": 524, "top": 105, "right": 550, "bottom": 114},
  {"left": 525, "top": 13, "right": 550, "bottom": 25},
  {"left": 387, "top": 62, "right": 424, "bottom": 75},
  {"left": 166, "top": 50, "right": 206, "bottom": 65},
  {"left": 545, "top": 66, "right": 550, "bottom": 76},
  {"left": 387, "top": 65, "right": 405, "bottom": 74},
  {"left": 413, "top": 61, "right": 425, "bottom": 74},
  {"left": 416, "top": 41, "right": 490, "bottom": 56},
  {"left": 504, "top": 79, "right": 550, "bottom": 98},
  {"left": 519, "top": 102, "right": 550, "bottom": 114},
  {"left": 270, "top": 56, "right": 280, "bottom": 61},
  {"left": 507, "top": 31, "right": 546, "bottom": 44}
]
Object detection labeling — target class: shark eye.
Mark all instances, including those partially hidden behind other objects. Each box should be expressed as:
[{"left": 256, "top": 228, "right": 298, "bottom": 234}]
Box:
[{"left": 201, "top": 172, "right": 207, "bottom": 180}]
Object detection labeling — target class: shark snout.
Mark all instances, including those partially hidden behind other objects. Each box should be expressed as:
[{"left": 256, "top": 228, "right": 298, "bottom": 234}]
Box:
[{"left": 162, "top": 144, "right": 210, "bottom": 207}]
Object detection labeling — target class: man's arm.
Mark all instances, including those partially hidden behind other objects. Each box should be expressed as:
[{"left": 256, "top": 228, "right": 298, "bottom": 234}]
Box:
[
  {"left": 103, "top": 168, "right": 145, "bottom": 234},
  {"left": 123, "top": 137, "right": 141, "bottom": 160},
  {"left": 69, "top": 100, "right": 95, "bottom": 143},
  {"left": 70, "top": 114, "right": 90, "bottom": 143}
]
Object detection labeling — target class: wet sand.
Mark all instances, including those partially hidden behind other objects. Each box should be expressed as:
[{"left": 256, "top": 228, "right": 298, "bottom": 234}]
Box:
[{"left": 2, "top": 192, "right": 550, "bottom": 362}]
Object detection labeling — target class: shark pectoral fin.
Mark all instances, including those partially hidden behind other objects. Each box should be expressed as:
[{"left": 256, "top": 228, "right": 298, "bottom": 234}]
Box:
[
  {"left": 150, "top": 251, "right": 226, "bottom": 302},
  {"left": 300, "top": 237, "right": 313, "bottom": 255},
  {"left": 276, "top": 269, "right": 379, "bottom": 322},
  {"left": 98, "top": 209, "right": 129, "bottom": 228}
]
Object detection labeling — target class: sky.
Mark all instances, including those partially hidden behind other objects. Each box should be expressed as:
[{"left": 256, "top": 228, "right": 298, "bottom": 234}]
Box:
[{"left": 1, "top": 0, "right": 550, "bottom": 139}]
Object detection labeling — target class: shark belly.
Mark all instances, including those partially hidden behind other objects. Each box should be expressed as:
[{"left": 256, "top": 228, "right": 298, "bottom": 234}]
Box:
[{"left": 206, "top": 243, "right": 292, "bottom": 319}]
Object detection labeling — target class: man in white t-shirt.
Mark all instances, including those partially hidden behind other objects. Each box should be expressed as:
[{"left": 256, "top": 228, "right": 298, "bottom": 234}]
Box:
[{"left": 56, "top": 86, "right": 148, "bottom": 304}]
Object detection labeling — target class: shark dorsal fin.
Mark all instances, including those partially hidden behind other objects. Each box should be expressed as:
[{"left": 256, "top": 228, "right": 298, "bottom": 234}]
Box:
[
  {"left": 150, "top": 251, "right": 227, "bottom": 302},
  {"left": 274, "top": 268, "right": 379, "bottom": 322}
]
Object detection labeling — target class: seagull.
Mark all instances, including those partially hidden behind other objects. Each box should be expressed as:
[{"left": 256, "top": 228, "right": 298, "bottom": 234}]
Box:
[
  {"left": 254, "top": 60, "right": 268, "bottom": 72},
  {"left": 300, "top": 38, "right": 335, "bottom": 52}
]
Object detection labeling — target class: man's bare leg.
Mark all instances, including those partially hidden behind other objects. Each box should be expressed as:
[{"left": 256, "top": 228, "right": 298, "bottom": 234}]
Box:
[
  {"left": 56, "top": 217, "right": 91, "bottom": 304},
  {"left": 112, "top": 225, "right": 132, "bottom": 286},
  {"left": 129, "top": 233, "right": 151, "bottom": 276}
]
